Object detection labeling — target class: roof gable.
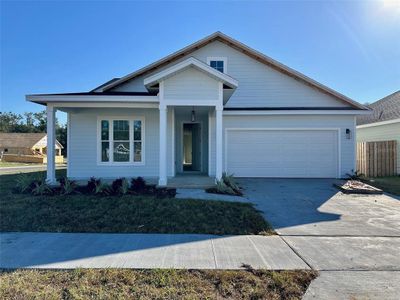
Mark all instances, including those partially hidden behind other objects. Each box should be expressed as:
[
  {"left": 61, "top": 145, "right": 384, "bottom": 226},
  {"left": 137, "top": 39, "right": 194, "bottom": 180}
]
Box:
[
  {"left": 143, "top": 57, "right": 238, "bottom": 89},
  {"left": 97, "top": 32, "right": 367, "bottom": 110}
]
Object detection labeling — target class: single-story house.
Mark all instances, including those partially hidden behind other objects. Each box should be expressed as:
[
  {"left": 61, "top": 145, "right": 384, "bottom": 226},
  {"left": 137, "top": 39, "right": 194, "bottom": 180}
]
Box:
[
  {"left": 26, "top": 32, "right": 370, "bottom": 185},
  {"left": 0, "top": 132, "right": 63, "bottom": 163},
  {"left": 357, "top": 90, "right": 400, "bottom": 174}
]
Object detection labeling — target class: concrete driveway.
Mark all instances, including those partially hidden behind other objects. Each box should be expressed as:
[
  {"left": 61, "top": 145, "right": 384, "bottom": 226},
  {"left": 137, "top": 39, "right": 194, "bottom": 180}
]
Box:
[{"left": 239, "top": 178, "right": 400, "bottom": 299}]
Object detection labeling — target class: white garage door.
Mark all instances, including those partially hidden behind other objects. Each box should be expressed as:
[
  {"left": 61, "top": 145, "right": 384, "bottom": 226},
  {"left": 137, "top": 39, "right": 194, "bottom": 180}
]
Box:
[{"left": 226, "top": 129, "right": 338, "bottom": 178}]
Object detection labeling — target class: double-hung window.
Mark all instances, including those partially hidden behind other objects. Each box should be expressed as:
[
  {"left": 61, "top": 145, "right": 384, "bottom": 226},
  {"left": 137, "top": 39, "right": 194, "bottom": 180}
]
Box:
[{"left": 99, "top": 117, "right": 144, "bottom": 165}]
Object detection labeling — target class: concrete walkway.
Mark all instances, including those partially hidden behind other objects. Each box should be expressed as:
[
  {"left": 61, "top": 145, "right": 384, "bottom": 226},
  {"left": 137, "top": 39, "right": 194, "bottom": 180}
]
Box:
[{"left": 0, "top": 232, "right": 308, "bottom": 270}]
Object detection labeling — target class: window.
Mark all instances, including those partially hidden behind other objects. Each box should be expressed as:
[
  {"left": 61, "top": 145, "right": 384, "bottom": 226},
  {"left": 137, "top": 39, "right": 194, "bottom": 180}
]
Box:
[
  {"left": 99, "top": 117, "right": 144, "bottom": 164},
  {"left": 207, "top": 57, "right": 227, "bottom": 73}
]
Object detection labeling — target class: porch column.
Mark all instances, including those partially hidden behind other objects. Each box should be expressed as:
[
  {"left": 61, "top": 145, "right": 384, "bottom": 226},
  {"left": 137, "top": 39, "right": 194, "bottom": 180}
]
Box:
[
  {"left": 159, "top": 105, "right": 168, "bottom": 186},
  {"left": 215, "top": 106, "right": 223, "bottom": 181},
  {"left": 46, "top": 105, "right": 56, "bottom": 184}
]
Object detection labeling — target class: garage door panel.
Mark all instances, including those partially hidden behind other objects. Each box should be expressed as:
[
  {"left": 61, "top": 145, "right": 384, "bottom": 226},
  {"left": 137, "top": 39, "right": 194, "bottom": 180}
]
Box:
[{"left": 226, "top": 129, "right": 338, "bottom": 178}]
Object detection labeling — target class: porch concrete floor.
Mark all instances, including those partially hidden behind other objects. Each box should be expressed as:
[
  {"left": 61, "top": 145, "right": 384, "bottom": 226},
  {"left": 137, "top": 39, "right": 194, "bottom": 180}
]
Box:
[{"left": 167, "top": 174, "right": 215, "bottom": 189}]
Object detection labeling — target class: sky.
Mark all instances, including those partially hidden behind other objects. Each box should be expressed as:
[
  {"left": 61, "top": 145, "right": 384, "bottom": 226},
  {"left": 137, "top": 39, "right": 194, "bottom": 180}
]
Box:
[{"left": 1, "top": 0, "right": 400, "bottom": 124}]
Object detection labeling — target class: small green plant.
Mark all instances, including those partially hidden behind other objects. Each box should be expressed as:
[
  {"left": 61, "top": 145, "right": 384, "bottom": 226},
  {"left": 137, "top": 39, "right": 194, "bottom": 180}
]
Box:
[
  {"left": 15, "top": 174, "right": 34, "bottom": 193},
  {"left": 131, "top": 176, "right": 147, "bottom": 192},
  {"left": 206, "top": 174, "right": 242, "bottom": 196},
  {"left": 346, "top": 170, "right": 364, "bottom": 180},
  {"left": 222, "top": 172, "right": 242, "bottom": 195},
  {"left": 111, "top": 178, "right": 130, "bottom": 195},
  {"left": 120, "top": 178, "right": 129, "bottom": 195},
  {"left": 31, "top": 180, "right": 53, "bottom": 196},
  {"left": 59, "top": 177, "right": 79, "bottom": 195},
  {"left": 215, "top": 179, "right": 236, "bottom": 195},
  {"left": 86, "top": 177, "right": 110, "bottom": 195},
  {"left": 15, "top": 173, "right": 45, "bottom": 194}
]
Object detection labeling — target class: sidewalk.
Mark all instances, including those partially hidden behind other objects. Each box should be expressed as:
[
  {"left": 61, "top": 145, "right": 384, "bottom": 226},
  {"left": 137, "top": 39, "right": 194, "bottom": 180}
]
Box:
[{"left": 0, "top": 232, "right": 308, "bottom": 270}]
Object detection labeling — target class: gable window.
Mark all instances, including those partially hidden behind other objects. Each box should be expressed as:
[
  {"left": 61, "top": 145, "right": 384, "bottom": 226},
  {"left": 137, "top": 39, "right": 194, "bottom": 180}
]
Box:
[
  {"left": 207, "top": 57, "right": 227, "bottom": 73},
  {"left": 98, "top": 117, "right": 144, "bottom": 165}
]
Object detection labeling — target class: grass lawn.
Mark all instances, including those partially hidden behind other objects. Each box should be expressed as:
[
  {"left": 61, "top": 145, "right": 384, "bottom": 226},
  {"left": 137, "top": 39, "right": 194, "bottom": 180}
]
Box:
[
  {"left": 0, "top": 269, "right": 317, "bottom": 300},
  {"left": 363, "top": 176, "right": 400, "bottom": 196},
  {"left": 0, "top": 171, "right": 273, "bottom": 235}
]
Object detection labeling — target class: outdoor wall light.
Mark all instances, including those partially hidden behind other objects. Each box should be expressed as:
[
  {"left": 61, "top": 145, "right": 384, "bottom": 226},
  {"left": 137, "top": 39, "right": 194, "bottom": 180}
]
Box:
[
  {"left": 346, "top": 128, "right": 351, "bottom": 139},
  {"left": 191, "top": 107, "right": 196, "bottom": 122}
]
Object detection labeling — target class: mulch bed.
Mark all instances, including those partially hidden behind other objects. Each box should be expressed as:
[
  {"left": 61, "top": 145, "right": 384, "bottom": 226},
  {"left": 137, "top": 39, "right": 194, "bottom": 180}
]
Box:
[{"left": 334, "top": 180, "right": 383, "bottom": 194}]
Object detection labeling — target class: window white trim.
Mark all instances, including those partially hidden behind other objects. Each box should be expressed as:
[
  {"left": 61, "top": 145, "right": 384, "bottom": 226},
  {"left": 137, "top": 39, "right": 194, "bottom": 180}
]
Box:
[
  {"left": 96, "top": 116, "right": 145, "bottom": 166},
  {"left": 207, "top": 57, "right": 227, "bottom": 73}
]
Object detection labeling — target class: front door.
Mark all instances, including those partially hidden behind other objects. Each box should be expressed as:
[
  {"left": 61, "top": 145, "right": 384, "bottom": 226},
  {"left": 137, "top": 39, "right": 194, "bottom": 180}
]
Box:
[{"left": 182, "top": 123, "right": 201, "bottom": 172}]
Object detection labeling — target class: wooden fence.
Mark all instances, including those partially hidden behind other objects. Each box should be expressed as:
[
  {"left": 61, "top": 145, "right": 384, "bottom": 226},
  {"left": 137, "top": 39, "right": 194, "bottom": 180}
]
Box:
[{"left": 357, "top": 140, "right": 397, "bottom": 177}]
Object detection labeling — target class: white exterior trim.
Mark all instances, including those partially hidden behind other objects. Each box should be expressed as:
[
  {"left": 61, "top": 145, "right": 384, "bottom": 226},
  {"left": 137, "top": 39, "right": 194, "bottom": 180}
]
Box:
[
  {"left": 223, "top": 110, "right": 371, "bottom": 115},
  {"left": 171, "top": 107, "right": 175, "bottom": 176},
  {"left": 215, "top": 82, "right": 224, "bottom": 180},
  {"left": 208, "top": 110, "right": 212, "bottom": 176},
  {"left": 48, "top": 102, "right": 159, "bottom": 109},
  {"left": 96, "top": 116, "right": 145, "bottom": 166},
  {"left": 163, "top": 100, "right": 221, "bottom": 107},
  {"left": 144, "top": 57, "right": 238, "bottom": 89},
  {"left": 46, "top": 105, "right": 56, "bottom": 184},
  {"left": 356, "top": 118, "right": 400, "bottom": 128},
  {"left": 26, "top": 95, "right": 158, "bottom": 103},
  {"left": 66, "top": 112, "right": 71, "bottom": 177},
  {"left": 224, "top": 127, "right": 342, "bottom": 179},
  {"left": 207, "top": 56, "right": 228, "bottom": 73}
]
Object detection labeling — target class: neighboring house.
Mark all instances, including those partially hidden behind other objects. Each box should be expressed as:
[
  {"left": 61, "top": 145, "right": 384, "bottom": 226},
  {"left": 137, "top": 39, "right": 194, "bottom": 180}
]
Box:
[
  {"left": 357, "top": 91, "right": 400, "bottom": 174},
  {"left": 0, "top": 132, "right": 63, "bottom": 163},
  {"left": 26, "top": 32, "right": 370, "bottom": 185}
]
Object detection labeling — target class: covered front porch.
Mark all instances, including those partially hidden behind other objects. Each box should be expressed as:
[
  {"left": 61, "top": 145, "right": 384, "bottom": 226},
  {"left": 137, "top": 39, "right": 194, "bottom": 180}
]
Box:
[{"left": 27, "top": 56, "right": 238, "bottom": 186}]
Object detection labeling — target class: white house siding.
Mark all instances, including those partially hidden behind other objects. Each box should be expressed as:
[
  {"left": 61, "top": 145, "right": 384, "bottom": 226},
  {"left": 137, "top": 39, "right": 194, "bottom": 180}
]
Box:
[
  {"left": 223, "top": 115, "right": 357, "bottom": 178},
  {"left": 69, "top": 108, "right": 161, "bottom": 179},
  {"left": 163, "top": 67, "right": 219, "bottom": 104},
  {"left": 357, "top": 122, "right": 400, "bottom": 174},
  {"left": 112, "top": 41, "right": 351, "bottom": 109}
]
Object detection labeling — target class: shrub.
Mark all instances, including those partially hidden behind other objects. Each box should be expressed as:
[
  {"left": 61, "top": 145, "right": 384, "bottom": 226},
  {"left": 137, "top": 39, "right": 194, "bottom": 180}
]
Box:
[
  {"left": 346, "top": 170, "right": 364, "bottom": 180},
  {"left": 222, "top": 172, "right": 242, "bottom": 196},
  {"left": 215, "top": 180, "right": 236, "bottom": 195},
  {"left": 86, "top": 178, "right": 110, "bottom": 195},
  {"left": 15, "top": 173, "right": 44, "bottom": 194},
  {"left": 15, "top": 174, "right": 34, "bottom": 193},
  {"left": 86, "top": 177, "right": 98, "bottom": 193},
  {"left": 206, "top": 175, "right": 242, "bottom": 196},
  {"left": 31, "top": 180, "right": 53, "bottom": 196},
  {"left": 59, "top": 177, "right": 79, "bottom": 195},
  {"left": 111, "top": 178, "right": 129, "bottom": 195},
  {"left": 131, "top": 177, "right": 146, "bottom": 192}
]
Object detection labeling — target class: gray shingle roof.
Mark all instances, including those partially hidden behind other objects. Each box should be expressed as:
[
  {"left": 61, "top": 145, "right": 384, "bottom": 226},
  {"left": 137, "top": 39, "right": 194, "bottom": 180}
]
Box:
[{"left": 357, "top": 90, "right": 400, "bottom": 125}]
